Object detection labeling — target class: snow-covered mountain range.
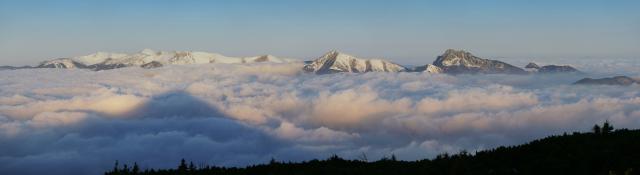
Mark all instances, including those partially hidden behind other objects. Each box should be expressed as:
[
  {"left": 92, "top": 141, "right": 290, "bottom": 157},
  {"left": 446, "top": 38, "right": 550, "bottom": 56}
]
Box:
[
  {"left": 34, "top": 49, "right": 295, "bottom": 70},
  {"left": 4, "top": 49, "right": 582, "bottom": 76},
  {"left": 302, "top": 49, "right": 578, "bottom": 75}
]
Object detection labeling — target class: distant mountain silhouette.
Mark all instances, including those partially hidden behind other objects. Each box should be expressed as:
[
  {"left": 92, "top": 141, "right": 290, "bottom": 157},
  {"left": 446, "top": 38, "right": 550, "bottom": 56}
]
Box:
[{"left": 574, "top": 76, "right": 639, "bottom": 86}]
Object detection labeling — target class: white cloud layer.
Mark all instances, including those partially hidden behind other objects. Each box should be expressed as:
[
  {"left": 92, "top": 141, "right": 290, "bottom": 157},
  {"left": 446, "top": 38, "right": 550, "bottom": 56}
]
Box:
[{"left": 1, "top": 60, "right": 639, "bottom": 175}]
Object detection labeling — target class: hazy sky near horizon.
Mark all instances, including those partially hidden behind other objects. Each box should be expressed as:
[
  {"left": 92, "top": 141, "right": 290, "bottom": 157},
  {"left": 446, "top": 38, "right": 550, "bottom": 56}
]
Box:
[{"left": 0, "top": 0, "right": 639, "bottom": 66}]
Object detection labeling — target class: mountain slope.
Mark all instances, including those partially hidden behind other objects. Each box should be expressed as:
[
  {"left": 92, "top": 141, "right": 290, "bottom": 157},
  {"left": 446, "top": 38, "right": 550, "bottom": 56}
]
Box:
[
  {"left": 303, "top": 51, "right": 407, "bottom": 74},
  {"left": 433, "top": 49, "right": 526, "bottom": 74}
]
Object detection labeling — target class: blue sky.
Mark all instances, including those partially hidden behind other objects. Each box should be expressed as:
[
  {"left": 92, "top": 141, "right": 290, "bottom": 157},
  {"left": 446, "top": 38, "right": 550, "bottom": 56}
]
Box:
[{"left": 0, "top": 0, "right": 638, "bottom": 65}]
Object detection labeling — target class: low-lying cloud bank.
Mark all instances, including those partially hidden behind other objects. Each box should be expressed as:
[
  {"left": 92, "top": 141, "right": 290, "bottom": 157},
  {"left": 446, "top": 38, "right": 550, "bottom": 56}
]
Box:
[{"left": 1, "top": 60, "right": 639, "bottom": 175}]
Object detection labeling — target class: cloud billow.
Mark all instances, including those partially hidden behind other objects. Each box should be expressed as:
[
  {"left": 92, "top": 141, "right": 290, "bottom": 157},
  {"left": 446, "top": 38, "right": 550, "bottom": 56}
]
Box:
[{"left": 1, "top": 62, "right": 639, "bottom": 175}]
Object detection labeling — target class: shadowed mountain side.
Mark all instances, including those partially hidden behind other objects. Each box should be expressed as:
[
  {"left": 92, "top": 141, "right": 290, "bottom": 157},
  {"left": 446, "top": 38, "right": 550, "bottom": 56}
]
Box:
[
  {"left": 132, "top": 91, "right": 226, "bottom": 119},
  {"left": 85, "top": 91, "right": 228, "bottom": 119},
  {"left": 0, "top": 91, "right": 289, "bottom": 175},
  {"left": 66, "top": 91, "right": 259, "bottom": 139}
]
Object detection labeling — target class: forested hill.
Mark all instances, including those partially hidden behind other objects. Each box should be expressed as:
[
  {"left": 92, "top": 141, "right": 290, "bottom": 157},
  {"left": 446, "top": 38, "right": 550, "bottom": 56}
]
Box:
[{"left": 106, "top": 123, "right": 640, "bottom": 175}]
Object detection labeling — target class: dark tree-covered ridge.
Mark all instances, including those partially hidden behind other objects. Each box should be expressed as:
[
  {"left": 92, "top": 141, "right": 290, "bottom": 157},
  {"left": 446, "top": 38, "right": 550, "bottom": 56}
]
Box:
[{"left": 106, "top": 122, "right": 640, "bottom": 175}]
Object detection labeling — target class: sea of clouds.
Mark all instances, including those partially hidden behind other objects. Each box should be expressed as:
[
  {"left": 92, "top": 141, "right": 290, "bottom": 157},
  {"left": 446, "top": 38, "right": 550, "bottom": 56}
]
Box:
[{"left": 1, "top": 58, "right": 639, "bottom": 174}]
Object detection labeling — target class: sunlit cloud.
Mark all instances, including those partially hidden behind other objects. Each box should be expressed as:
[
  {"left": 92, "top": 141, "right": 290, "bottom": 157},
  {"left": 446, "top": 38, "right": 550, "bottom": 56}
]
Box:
[{"left": 0, "top": 62, "right": 639, "bottom": 174}]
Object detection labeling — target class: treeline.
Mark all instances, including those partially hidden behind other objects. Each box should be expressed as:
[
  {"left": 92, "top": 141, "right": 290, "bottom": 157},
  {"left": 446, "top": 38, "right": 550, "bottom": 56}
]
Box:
[{"left": 106, "top": 122, "right": 640, "bottom": 175}]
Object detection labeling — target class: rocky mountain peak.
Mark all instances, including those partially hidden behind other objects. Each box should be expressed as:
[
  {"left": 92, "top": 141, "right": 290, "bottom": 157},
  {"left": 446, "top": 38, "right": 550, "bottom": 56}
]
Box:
[
  {"left": 432, "top": 49, "right": 526, "bottom": 74},
  {"left": 434, "top": 49, "right": 477, "bottom": 67}
]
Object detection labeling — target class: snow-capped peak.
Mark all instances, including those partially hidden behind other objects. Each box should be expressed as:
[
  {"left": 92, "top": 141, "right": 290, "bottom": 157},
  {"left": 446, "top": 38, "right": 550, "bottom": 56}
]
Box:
[{"left": 303, "top": 51, "right": 407, "bottom": 74}]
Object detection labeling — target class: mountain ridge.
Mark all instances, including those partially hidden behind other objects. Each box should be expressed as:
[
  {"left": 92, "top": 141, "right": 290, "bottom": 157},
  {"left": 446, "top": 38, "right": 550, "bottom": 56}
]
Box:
[{"left": 302, "top": 51, "right": 408, "bottom": 74}]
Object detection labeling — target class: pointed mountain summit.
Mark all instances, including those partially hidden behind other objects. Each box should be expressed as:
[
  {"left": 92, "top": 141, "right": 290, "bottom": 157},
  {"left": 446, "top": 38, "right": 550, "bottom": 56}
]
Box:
[
  {"left": 432, "top": 49, "right": 526, "bottom": 74},
  {"left": 303, "top": 51, "right": 407, "bottom": 74}
]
